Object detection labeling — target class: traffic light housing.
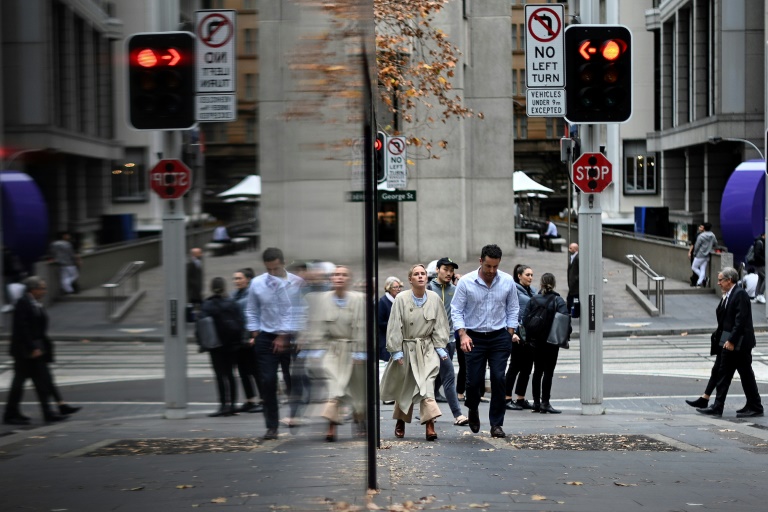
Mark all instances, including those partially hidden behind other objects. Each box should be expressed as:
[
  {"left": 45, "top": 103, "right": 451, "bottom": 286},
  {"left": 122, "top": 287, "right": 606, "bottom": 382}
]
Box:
[
  {"left": 375, "top": 131, "right": 386, "bottom": 183},
  {"left": 564, "top": 25, "right": 632, "bottom": 123},
  {"left": 127, "top": 32, "right": 196, "bottom": 130}
]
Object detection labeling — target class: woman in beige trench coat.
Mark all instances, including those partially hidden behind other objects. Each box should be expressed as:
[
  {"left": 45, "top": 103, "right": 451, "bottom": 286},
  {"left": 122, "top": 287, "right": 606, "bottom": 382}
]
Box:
[
  {"left": 380, "top": 264, "right": 450, "bottom": 440},
  {"left": 307, "top": 265, "right": 366, "bottom": 441}
]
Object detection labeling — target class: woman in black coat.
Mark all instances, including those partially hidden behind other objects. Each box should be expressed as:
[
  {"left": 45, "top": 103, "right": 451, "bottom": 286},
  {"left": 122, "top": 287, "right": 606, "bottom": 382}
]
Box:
[
  {"left": 524, "top": 273, "right": 571, "bottom": 414},
  {"left": 199, "top": 277, "right": 245, "bottom": 417}
]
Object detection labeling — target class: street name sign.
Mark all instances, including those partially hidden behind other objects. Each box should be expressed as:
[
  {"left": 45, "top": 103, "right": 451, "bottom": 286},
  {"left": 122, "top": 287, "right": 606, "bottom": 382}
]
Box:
[{"left": 347, "top": 190, "right": 417, "bottom": 202}]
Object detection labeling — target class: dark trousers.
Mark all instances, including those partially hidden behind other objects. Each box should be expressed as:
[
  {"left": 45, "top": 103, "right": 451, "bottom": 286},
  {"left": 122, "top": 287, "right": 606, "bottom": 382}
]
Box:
[
  {"left": 455, "top": 331, "right": 466, "bottom": 394},
  {"left": 539, "top": 234, "right": 557, "bottom": 250},
  {"left": 254, "top": 332, "right": 282, "bottom": 430},
  {"left": 4, "top": 357, "right": 53, "bottom": 419},
  {"left": 704, "top": 351, "right": 723, "bottom": 396},
  {"left": 566, "top": 293, "right": 579, "bottom": 318},
  {"left": 505, "top": 341, "right": 534, "bottom": 397},
  {"left": 279, "top": 348, "right": 292, "bottom": 397},
  {"left": 714, "top": 348, "right": 764, "bottom": 412},
  {"left": 237, "top": 344, "right": 261, "bottom": 401},
  {"left": 464, "top": 329, "right": 511, "bottom": 427},
  {"left": 210, "top": 348, "right": 237, "bottom": 408},
  {"left": 532, "top": 343, "right": 560, "bottom": 403}
]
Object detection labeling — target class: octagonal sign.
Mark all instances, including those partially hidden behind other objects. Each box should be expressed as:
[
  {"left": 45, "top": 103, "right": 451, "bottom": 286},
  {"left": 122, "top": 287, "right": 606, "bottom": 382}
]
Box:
[
  {"left": 150, "top": 159, "right": 192, "bottom": 199},
  {"left": 572, "top": 152, "right": 612, "bottom": 193}
]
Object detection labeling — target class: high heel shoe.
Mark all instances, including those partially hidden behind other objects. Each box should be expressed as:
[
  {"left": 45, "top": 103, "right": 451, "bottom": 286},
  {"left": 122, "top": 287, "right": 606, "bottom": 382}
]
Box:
[
  {"left": 394, "top": 419, "right": 405, "bottom": 438},
  {"left": 425, "top": 420, "right": 437, "bottom": 441}
]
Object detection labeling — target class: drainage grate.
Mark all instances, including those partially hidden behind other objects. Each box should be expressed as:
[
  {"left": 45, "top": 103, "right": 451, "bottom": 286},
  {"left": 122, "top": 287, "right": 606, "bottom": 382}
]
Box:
[
  {"left": 507, "top": 434, "right": 681, "bottom": 452},
  {"left": 83, "top": 437, "right": 261, "bottom": 457}
]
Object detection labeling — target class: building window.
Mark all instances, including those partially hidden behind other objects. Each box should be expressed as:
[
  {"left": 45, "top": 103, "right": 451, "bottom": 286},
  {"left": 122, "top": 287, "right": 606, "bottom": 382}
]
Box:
[
  {"left": 520, "top": 24, "right": 525, "bottom": 51},
  {"left": 243, "top": 0, "right": 256, "bottom": 9},
  {"left": 244, "top": 28, "right": 256, "bottom": 55},
  {"left": 512, "top": 69, "right": 518, "bottom": 95},
  {"left": 245, "top": 73, "right": 255, "bottom": 100},
  {"left": 246, "top": 118, "right": 256, "bottom": 143},
  {"left": 511, "top": 24, "right": 518, "bottom": 50},
  {"left": 112, "top": 148, "right": 147, "bottom": 202},
  {"left": 545, "top": 118, "right": 553, "bottom": 138},
  {"left": 520, "top": 116, "right": 528, "bottom": 139},
  {"left": 624, "top": 154, "right": 657, "bottom": 195}
]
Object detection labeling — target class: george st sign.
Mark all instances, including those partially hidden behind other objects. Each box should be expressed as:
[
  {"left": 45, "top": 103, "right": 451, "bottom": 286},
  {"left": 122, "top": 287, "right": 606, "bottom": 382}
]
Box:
[
  {"left": 150, "top": 159, "right": 192, "bottom": 199},
  {"left": 572, "top": 152, "right": 612, "bottom": 193}
]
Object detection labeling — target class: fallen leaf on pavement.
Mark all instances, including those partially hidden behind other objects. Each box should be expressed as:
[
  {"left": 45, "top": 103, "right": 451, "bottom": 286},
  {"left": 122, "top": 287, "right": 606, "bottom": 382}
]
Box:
[
  {"left": 479, "top": 448, "right": 495, "bottom": 452},
  {"left": 123, "top": 486, "right": 144, "bottom": 491},
  {"left": 366, "top": 503, "right": 380, "bottom": 510},
  {"left": 211, "top": 497, "right": 227, "bottom": 503},
  {"left": 613, "top": 482, "right": 637, "bottom": 487},
  {"left": 531, "top": 495, "right": 547, "bottom": 501},
  {"left": 176, "top": 484, "right": 194, "bottom": 489},
  {"left": 681, "top": 332, "right": 688, "bottom": 336},
  {"left": 565, "top": 481, "right": 583, "bottom": 485},
  {"left": 469, "top": 504, "right": 489, "bottom": 509},
  {"left": 718, "top": 429, "right": 736, "bottom": 432}
]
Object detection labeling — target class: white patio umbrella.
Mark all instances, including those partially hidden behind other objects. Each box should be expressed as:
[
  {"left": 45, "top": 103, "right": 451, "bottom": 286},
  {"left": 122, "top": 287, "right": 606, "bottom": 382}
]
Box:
[
  {"left": 512, "top": 171, "right": 554, "bottom": 194},
  {"left": 217, "top": 175, "right": 262, "bottom": 233}
]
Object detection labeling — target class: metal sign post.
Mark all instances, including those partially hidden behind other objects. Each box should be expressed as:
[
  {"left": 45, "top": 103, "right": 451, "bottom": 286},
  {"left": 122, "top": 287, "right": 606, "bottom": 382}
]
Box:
[{"left": 162, "top": 197, "right": 188, "bottom": 419}]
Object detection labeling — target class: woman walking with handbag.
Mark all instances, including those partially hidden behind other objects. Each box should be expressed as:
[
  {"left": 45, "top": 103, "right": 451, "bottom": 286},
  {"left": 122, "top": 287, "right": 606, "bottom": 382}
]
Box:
[
  {"left": 380, "top": 264, "right": 450, "bottom": 440},
  {"left": 505, "top": 264, "right": 536, "bottom": 411},
  {"left": 523, "top": 273, "right": 571, "bottom": 414},
  {"left": 198, "top": 277, "right": 245, "bottom": 417}
]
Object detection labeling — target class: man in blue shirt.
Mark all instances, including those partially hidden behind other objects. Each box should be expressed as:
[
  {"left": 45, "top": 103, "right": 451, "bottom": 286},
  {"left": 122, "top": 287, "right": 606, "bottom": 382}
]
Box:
[
  {"left": 539, "top": 220, "right": 559, "bottom": 251},
  {"left": 451, "top": 244, "right": 519, "bottom": 438},
  {"left": 246, "top": 247, "right": 293, "bottom": 440}
]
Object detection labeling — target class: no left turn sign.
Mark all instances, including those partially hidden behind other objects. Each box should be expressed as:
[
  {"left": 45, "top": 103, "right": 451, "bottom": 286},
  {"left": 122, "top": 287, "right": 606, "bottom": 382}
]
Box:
[
  {"left": 525, "top": 4, "right": 565, "bottom": 89},
  {"left": 198, "top": 13, "right": 234, "bottom": 48}
]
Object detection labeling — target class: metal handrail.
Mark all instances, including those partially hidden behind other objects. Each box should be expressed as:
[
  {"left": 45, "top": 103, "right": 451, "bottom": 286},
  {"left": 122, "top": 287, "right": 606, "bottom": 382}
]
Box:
[
  {"left": 626, "top": 254, "right": 666, "bottom": 314},
  {"left": 103, "top": 261, "right": 145, "bottom": 320}
]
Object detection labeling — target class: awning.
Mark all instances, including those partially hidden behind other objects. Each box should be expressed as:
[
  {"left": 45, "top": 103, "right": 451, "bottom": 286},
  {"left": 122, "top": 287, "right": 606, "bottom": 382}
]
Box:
[
  {"left": 217, "top": 175, "right": 261, "bottom": 197},
  {"left": 513, "top": 171, "right": 554, "bottom": 194}
]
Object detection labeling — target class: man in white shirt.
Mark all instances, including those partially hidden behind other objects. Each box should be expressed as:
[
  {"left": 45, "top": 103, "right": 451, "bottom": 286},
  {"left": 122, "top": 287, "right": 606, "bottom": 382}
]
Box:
[{"left": 539, "top": 221, "right": 558, "bottom": 252}]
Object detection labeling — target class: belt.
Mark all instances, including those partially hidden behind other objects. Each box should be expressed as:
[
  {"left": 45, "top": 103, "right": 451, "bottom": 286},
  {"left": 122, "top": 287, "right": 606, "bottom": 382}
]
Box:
[{"left": 466, "top": 328, "right": 506, "bottom": 337}]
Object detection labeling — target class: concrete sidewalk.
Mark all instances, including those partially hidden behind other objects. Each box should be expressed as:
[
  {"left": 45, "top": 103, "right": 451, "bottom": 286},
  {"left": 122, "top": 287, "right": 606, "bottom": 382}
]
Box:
[{"left": 6, "top": 241, "right": 762, "bottom": 342}]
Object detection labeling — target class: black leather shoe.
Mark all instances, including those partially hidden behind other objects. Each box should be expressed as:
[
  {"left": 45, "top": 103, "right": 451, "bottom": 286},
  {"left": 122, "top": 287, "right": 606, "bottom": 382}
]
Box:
[
  {"left": 506, "top": 400, "right": 523, "bottom": 411},
  {"left": 531, "top": 402, "right": 541, "bottom": 413},
  {"left": 468, "top": 409, "right": 480, "bottom": 433},
  {"left": 514, "top": 399, "right": 533, "bottom": 410},
  {"left": 696, "top": 405, "right": 723, "bottom": 417},
  {"left": 44, "top": 414, "right": 69, "bottom": 423},
  {"left": 59, "top": 404, "right": 81, "bottom": 415},
  {"left": 540, "top": 402, "right": 561, "bottom": 414},
  {"left": 263, "top": 428, "right": 279, "bottom": 440},
  {"left": 3, "top": 416, "right": 30, "bottom": 426},
  {"left": 736, "top": 408, "right": 764, "bottom": 418},
  {"left": 208, "top": 407, "right": 229, "bottom": 417},
  {"left": 238, "top": 402, "right": 258, "bottom": 413},
  {"left": 736, "top": 405, "right": 749, "bottom": 414},
  {"left": 490, "top": 426, "right": 506, "bottom": 438},
  {"left": 685, "top": 397, "right": 708, "bottom": 408}
]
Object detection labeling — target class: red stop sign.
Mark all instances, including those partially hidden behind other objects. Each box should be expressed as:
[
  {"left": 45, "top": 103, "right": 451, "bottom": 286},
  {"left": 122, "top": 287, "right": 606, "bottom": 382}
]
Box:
[
  {"left": 572, "top": 152, "right": 613, "bottom": 193},
  {"left": 149, "top": 159, "right": 192, "bottom": 199}
]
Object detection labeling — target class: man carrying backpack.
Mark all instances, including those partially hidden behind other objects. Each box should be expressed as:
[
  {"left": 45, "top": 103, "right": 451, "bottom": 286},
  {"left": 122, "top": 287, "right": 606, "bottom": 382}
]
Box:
[{"left": 747, "top": 234, "right": 765, "bottom": 303}]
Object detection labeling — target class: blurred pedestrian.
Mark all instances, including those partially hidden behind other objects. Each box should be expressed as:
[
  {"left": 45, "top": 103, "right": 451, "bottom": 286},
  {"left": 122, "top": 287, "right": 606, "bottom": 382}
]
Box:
[
  {"left": 3, "top": 277, "right": 69, "bottom": 424},
  {"left": 187, "top": 247, "right": 204, "bottom": 307},
  {"left": 307, "top": 266, "right": 366, "bottom": 441},
  {"left": 49, "top": 232, "right": 80, "bottom": 294},
  {"left": 199, "top": 277, "right": 244, "bottom": 417},
  {"left": 566, "top": 243, "right": 580, "bottom": 317},
  {"left": 524, "top": 273, "right": 571, "bottom": 414},
  {"left": 426, "top": 257, "right": 468, "bottom": 426},
  {"left": 538, "top": 220, "right": 558, "bottom": 252},
  {"left": 246, "top": 248, "right": 293, "bottom": 440},
  {"left": 231, "top": 268, "right": 263, "bottom": 413},
  {"left": 505, "top": 264, "right": 536, "bottom": 411},
  {"left": 696, "top": 267, "right": 764, "bottom": 418},
  {"left": 377, "top": 276, "right": 403, "bottom": 363},
  {"left": 212, "top": 221, "right": 232, "bottom": 244},
  {"left": 381, "top": 264, "right": 449, "bottom": 441},
  {"left": 452, "top": 244, "right": 519, "bottom": 439},
  {"left": 691, "top": 223, "right": 717, "bottom": 287}
]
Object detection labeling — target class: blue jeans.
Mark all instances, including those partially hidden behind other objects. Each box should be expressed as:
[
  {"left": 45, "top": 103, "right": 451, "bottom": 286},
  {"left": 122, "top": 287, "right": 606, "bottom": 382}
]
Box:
[{"left": 464, "top": 329, "right": 512, "bottom": 427}]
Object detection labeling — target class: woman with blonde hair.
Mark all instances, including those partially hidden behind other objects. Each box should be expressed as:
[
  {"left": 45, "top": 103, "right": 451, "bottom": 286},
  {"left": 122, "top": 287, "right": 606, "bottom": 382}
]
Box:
[
  {"left": 378, "top": 276, "right": 403, "bottom": 362},
  {"left": 380, "top": 264, "right": 450, "bottom": 440}
]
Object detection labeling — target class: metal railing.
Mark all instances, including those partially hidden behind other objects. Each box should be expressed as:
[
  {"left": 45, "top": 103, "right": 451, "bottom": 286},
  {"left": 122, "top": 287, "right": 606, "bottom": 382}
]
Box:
[
  {"left": 103, "top": 261, "right": 145, "bottom": 321},
  {"left": 626, "top": 254, "right": 665, "bottom": 314}
]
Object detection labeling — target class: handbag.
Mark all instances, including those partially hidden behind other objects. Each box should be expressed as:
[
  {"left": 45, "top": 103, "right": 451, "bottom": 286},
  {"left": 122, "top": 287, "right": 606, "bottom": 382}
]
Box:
[
  {"left": 546, "top": 311, "right": 571, "bottom": 348},
  {"left": 196, "top": 316, "right": 222, "bottom": 351}
]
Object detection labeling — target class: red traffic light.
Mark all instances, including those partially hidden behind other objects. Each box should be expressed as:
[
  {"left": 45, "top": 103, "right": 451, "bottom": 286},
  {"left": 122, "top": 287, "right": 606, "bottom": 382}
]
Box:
[
  {"left": 374, "top": 138, "right": 383, "bottom": 151},
  {"left": 134, "top": 48, "right": 182, "bottom": 67},
  {"left": 600, "top": 39, "right": 626, "bottom": 61}
]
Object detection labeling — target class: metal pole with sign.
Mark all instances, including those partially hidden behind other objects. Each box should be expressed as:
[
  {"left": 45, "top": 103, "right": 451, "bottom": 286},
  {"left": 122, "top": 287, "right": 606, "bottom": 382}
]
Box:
[
  {"left": 385, "top": 136, "right": 407, "bottom": 189},
  {"left": 195, "top": 9, "right": 237, "bottom": 123}
]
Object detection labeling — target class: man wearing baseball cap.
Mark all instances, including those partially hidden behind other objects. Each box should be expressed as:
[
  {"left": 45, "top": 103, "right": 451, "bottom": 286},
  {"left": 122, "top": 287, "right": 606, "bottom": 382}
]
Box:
[{"left": 426, "top": 258, "right": 469, "bottom": 426}]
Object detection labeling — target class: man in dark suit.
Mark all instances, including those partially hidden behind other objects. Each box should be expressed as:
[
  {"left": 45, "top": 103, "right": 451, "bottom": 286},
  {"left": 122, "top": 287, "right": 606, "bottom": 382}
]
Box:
[
  {"left": 566, "top": 243, "right": 580, "bottom": 317},
  {"left": 187, "top": 247, "right": 204, "bottom": 307},
  {"left": 3, "top": 277, "right": 68, "bottom": 425},
  {"left": 697, "top": 267, "right": 764, "bottom": 418}
]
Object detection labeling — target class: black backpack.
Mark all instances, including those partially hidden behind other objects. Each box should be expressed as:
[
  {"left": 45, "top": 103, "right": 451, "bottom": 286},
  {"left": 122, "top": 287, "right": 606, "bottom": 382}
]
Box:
[{"left": 523, "top": 294, "right": 557, "bottom": 342}]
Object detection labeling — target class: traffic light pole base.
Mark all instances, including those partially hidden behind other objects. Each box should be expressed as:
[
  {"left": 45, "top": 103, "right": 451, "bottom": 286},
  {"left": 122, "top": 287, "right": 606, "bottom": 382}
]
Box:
[
  {"left": 580, "top": 404, "right": 605, "bottom": 416},
  {"left": 164, "top": 408, "right": 188, "bottom": 420}
]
